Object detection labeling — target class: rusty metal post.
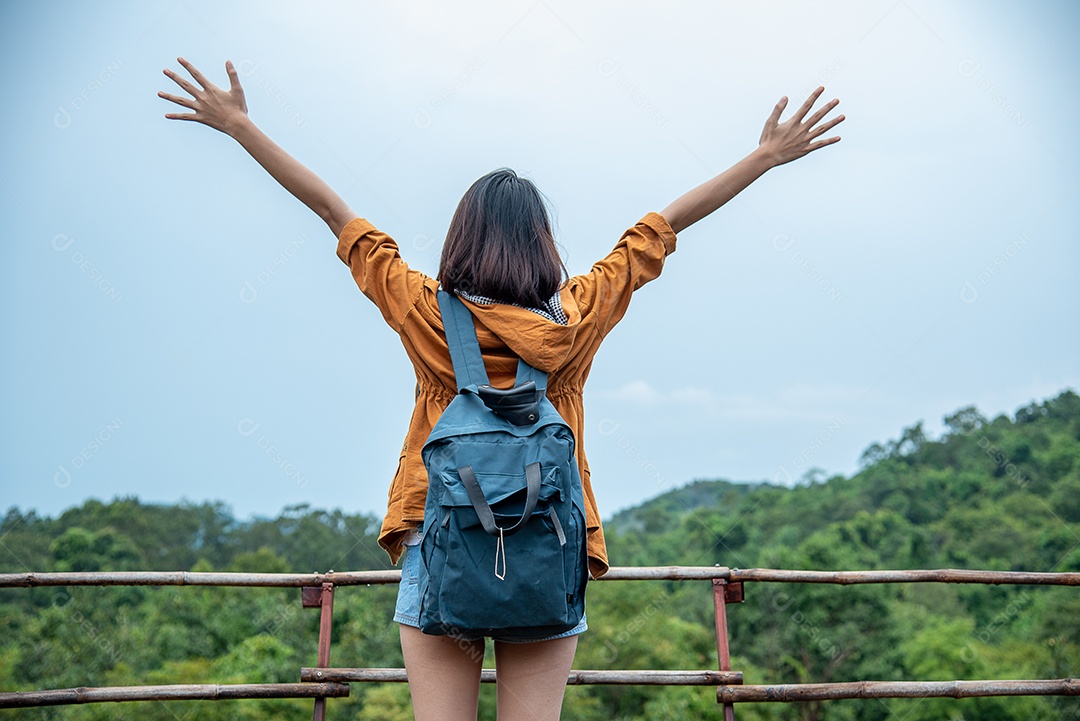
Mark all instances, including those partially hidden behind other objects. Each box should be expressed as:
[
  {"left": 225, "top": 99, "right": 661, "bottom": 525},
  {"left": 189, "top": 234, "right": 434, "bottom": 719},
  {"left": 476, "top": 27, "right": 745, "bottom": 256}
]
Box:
[
  {"left": 303, "top": 582, "right": 335, "bottom": 721},
  {"left": 713, "top": 578, "right": 743, "bottom": 721}
]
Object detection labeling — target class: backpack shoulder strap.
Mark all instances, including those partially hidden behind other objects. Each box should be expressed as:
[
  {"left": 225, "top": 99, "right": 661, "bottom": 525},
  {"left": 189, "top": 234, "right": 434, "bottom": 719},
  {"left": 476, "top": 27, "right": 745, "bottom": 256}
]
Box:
[
  {"left": 438, "top": 289, "right": 552, "bottom": 394},
  {"left": 437, "top": 289, "right": 489, "bottom": 390},
  {"left": 514, "top": 359, "right": 548, "bottom": 393}
]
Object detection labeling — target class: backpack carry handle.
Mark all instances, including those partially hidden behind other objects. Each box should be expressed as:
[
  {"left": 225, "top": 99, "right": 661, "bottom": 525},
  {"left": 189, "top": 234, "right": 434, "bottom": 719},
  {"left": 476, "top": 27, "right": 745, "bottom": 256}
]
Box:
[
  {"left": 458, "top": 463, "right": 542, "bottom": 538},
  {"left": 475, "top": 381, "right": 541, "bottom": 426}
]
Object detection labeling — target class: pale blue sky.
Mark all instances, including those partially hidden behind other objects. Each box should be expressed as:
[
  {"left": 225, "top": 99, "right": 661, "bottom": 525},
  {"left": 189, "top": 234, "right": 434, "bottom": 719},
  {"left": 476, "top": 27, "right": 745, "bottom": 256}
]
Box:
[{"left": 2, "top": 1, "right": 1077, "bottom": 528}]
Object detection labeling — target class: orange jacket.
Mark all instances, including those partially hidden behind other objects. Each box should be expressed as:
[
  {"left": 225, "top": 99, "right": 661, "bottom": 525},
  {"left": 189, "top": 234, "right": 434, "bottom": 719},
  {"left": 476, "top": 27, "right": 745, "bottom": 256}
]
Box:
[{"left": 336, "top": 212, "right": 677, "bottom": 578}]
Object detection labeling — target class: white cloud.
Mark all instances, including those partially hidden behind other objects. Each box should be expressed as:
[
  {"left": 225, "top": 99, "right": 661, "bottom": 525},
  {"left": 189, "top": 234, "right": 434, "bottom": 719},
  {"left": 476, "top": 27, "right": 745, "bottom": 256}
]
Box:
[
  {"left": 602, "top": 379, "right": 665, "bottom": 404},
  {"left": 599, "top": 380, "right": 875, "bottom": 424}
]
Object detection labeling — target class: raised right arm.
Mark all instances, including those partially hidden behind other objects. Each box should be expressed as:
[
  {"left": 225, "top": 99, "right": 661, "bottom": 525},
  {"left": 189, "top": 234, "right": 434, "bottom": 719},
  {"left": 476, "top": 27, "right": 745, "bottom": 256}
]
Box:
[
  {"left": 159, "top": 57, "right": 356, "bottom": 238},
  {"left": 228, "top": 118, "right": 357, "bottom": 238}
]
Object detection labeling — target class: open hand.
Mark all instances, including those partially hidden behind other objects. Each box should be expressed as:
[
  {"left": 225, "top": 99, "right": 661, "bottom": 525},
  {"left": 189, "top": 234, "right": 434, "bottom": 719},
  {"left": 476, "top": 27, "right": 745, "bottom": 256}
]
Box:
[
  {"left": 159, "top": 57, "right": 249, "bottom": 136},
  {"left": 758, "top": 87, "right": 844, "bottom": 167}
]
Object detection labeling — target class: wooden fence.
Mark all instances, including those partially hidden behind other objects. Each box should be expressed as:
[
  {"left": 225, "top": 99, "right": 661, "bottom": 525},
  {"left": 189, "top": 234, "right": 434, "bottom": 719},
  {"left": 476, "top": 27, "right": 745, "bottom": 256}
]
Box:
[{"left": 1, "top": 566, "right": 1077, "bottom": 719}]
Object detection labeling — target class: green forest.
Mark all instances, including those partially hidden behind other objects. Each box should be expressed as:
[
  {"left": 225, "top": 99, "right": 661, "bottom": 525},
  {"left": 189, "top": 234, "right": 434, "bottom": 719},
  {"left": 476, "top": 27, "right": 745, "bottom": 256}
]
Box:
[{"left": 2, "top": 390, "right": 1079, "bottom": 720}]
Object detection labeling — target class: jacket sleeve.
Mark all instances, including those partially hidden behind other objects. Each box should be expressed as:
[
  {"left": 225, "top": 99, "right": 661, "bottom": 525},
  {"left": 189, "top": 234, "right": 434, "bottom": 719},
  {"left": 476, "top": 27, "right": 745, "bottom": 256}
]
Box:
[
  {"left": 567, "top": 212, "right": 678, "bottom": 336},
  {"left": 336, "top": 218, "right": 430, "bottom": 331}
]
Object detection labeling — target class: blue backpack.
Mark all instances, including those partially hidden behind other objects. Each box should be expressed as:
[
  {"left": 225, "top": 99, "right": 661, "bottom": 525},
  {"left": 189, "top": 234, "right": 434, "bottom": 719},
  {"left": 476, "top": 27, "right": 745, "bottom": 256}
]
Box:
[{"left": 416, "top": 290, "right": 588, "bottom": 639}]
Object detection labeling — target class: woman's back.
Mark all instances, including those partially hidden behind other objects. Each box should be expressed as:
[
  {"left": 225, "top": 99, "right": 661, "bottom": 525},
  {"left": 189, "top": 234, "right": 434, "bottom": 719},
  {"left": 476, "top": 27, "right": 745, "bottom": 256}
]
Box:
[{"left": 335, "top": 211, "right": 678, "bottom": 578}]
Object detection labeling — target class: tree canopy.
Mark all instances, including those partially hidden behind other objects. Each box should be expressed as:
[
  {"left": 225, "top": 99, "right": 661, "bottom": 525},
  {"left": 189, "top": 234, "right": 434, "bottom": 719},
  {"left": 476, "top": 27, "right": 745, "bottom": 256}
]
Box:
[{"left": 2, "top": 389, "right": 1078, "bottom": 720}]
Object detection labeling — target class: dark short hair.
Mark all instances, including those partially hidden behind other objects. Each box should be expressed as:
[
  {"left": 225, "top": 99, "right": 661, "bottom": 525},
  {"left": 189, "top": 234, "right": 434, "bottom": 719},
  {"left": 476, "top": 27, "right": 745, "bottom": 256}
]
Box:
[{"left": 438, "top": 168, "right": 566, "bottom": 309}]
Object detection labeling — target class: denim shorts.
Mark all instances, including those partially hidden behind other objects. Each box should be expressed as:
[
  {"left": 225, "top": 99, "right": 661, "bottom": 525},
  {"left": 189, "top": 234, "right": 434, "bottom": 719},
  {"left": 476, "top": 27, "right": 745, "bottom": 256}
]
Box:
[{"left": 393, "top": 525, "right": 587, "bottom": 644}]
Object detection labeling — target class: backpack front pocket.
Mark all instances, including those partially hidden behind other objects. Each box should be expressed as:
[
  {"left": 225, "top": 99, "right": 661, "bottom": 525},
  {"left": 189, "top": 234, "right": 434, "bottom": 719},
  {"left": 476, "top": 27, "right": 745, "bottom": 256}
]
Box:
[{"left": 421, "top": 467, "right": 576, "bottom": 634}]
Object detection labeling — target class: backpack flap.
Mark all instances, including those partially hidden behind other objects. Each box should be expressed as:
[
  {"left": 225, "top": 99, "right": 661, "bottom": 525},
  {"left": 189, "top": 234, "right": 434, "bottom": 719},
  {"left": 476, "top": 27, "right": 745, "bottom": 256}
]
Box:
[{"left": 436, "top": 464, "right": 562, "bottom": 514}]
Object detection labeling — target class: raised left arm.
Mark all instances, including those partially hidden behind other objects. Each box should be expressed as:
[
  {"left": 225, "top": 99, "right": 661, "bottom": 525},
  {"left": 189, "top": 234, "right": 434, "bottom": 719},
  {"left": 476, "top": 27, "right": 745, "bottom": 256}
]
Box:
[{"left": 661, "top": 87, "right": 844, "bottom": 235}]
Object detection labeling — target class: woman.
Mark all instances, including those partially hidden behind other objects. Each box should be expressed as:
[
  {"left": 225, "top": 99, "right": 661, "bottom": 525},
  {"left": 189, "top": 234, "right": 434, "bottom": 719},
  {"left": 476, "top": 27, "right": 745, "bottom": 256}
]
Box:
[{"left": 159, "top": 57, "right": 843, "bottom": 721}]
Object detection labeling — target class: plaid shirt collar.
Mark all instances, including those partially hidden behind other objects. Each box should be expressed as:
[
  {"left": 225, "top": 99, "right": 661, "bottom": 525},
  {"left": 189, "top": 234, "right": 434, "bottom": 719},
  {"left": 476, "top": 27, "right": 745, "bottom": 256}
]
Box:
[{"left": 455, "top": 289, "right": 568, "bottom": 325}]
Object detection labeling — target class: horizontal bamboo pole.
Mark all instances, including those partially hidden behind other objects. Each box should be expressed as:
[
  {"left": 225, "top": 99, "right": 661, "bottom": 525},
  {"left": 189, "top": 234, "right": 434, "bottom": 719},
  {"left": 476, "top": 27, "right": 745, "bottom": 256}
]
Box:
[
  {"left": 600, "top": 566, "right": 731, "bottom": 580},
  {"left": 0, "top": 683, "right": 349, "bottom": 709},
  {"left": 727, "top": 568, "right": 1080, "bottom": 586},
  {"left": 717, "top": 678, "right": 1080, "bottom": 703},
  {"left": 2, "top": 567, "right": 1078, "bottom": 588},
  {"left": 301, "top": 667, "right": 743, "bottom": 686},
  {"left": 0, "top": 570, "right": 402, "bottom": 588},
  {"left": 602, "top": 567, "right": 1080, "bottom": 585}
]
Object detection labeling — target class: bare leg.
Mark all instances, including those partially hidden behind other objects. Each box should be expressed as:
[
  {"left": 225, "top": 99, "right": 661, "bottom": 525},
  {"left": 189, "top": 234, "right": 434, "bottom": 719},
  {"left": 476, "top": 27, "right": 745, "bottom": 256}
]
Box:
[
  {"left": 400, "top": 623, "right": 485, "bottom": 721},
  {"left": 493, "top": 635, "right": 578, "bottom": 721}
]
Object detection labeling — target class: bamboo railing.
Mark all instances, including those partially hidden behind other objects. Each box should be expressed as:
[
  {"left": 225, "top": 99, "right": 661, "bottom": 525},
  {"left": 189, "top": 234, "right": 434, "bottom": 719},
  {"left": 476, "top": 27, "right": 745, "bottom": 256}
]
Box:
[
  {"left": 4, "top": 566, "right": 1079, "bottom": 587},
  {"left": 1, "top": 683, "right": 350, "bottom": 709},
  {"left": 0, "top": 566, "right": 1077, "bottom": 718}
]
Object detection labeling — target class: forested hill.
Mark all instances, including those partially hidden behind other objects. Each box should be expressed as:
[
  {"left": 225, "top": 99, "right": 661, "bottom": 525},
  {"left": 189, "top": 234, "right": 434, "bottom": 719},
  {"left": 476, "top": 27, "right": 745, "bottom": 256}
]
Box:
[
  {"left": 606, "top": 389, "right": 1080, "bottom": 574},
  {"left": 1, "top": 390, "right": 1078, "bottom": 721}
]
